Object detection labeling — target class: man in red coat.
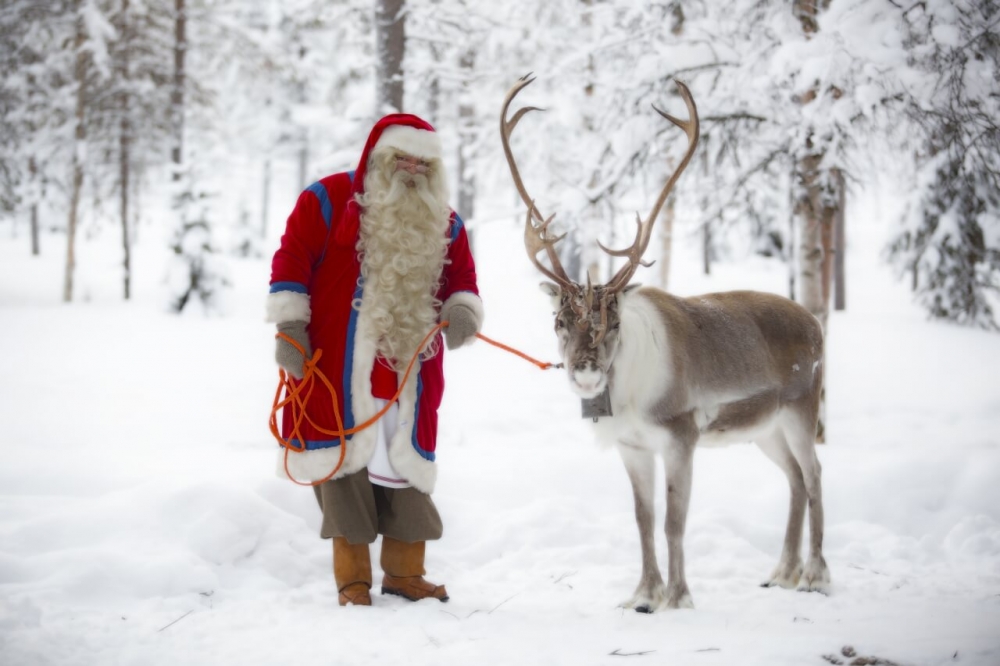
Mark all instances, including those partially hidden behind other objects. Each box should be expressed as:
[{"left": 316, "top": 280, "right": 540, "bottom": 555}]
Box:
[{"left": 266, "top": 115, "right": 483, "bottom": 606}]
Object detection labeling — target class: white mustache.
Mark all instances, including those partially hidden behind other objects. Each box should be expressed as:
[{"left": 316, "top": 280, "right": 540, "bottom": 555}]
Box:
[{"left": 386, "top": 171, "right": 438, "bottom": 212}]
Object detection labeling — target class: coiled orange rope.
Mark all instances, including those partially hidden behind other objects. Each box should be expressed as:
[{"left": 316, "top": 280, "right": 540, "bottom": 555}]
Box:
[{"left": 269, "top": 322, "right": 559, "bottom": 486}]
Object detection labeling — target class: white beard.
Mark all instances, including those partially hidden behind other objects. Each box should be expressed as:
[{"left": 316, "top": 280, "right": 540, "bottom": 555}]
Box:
[{"left": 356, "top": 169, "right": 451, "bottom": 365}]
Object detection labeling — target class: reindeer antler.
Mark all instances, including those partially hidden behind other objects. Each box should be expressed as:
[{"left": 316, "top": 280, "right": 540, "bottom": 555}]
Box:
[
  {"left": 499, "top": 76, "right": 700, "bottom": 348},
  {"left": 501, "top": 74, "right": 577, "bottom": 293},
  {"left": 602, "top": 80, "right": 700, "bottom": 294}
]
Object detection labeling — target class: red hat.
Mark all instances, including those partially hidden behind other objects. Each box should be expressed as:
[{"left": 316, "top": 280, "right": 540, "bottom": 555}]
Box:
[{"left": 335, "top": 114, "right": 442, "bottom": 246}]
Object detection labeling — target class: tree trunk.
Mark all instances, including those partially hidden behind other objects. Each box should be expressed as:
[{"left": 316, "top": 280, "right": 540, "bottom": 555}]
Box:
[
  {"left": 132, "top": 159, "right": 143, "bottom": 244},
  {"left": 796, "top": 155, "right": 826, "bottom": 329},
  {"left": 456, "top": 49, "right": 475, "bottom": 251},
  {"left": 702, "top": 222, "right": 712, "bottom": 275},
  {"left": 28, "top": 157, "right": 39, "bottom": 256},
  {"left": 658, "top": 193, "right": 675, "bottom": 289},
  {"left": 119, "top": 0, "right": 132, "bottom": 300},
  {"left": 297, "top": 136, "right": 308, "bottom": 191},
  {"left": 659, "top": 1, "right": 683, "bottom": 290},
  {"left": 793, "top": 0, "right": 833, "bottom": 443},
  {"left": 788, "top": 191, "right": 796, "bottom": 300},
  {"left": 820, "top": 186, "right": 834, "bottom": 312},
  {"left": 375, "top": 0, "right": 405, "bottom": 114},
  {"left": 30, "top": 201, "right": 40, "bottom": 256},
  {"left": 64, "top": 4, "right": 87, "bottom": 303},
  {"left": 833, "top": 167, "right": 846, "bottom": 311},
  {"left": 795, "top": 153, "right": 828, "bottom": 443},
  {"left": 171, "top": 0, "right": 185, "bottom": 182},
  {"left": 120, "top": 120, "right": 132, "bottom": 300},
  {"left": 798, "top": 158, "right": 845, "bottom": 444},
  {"left": 581, "top": 0, "right": 600, "bottom": 283},
  {"left": 261, "top": 159, "right": 270, "bottom": 238},
  {"left": 562, "top": 231, "right": 582, "bottom": 283},
  {"left": 427, "top": 43, "right": 441, "bottom": 125},
  {"left": 700, "top": 147, "right": 711, "bottom": 276}
]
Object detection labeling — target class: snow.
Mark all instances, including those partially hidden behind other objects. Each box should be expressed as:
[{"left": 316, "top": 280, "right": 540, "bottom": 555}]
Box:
[{"left": 2, "top": 184, "right": 999, "bottom": 666}]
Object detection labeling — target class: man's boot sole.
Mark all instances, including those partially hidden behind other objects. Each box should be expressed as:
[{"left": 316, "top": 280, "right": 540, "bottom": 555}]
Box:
[{"left": 381, "top": 586, "right": 449, "bottom": 602}]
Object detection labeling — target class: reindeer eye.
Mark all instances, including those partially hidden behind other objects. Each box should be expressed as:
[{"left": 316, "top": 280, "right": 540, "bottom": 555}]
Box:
[{"left": 555, "top": 318, "right": 565, "bottom": 329}]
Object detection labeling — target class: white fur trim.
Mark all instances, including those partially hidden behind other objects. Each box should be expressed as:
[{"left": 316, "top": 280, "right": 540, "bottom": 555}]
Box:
[
  {"left": 266, "top": 291, "right": 311, "bottom": 324},
  {"left": 375, "top": 125, "right": 442, "bottom": 160},
  {"left": 441, "top": 292, "right": 484, "bottom": 347},
  {"left": 343, "top": 314, "right": 379, "bottom": 474},
  {"left": 387, "top": 367, "right": 437, "bottom": 493},
  {"left": 276, "top": 445, "right": 349, "bottom": 482}
]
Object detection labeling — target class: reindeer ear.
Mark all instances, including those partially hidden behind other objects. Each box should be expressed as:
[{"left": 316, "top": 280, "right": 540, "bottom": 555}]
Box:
[{"left": 539, "top": 282, "right": 560, "bottom": 297}]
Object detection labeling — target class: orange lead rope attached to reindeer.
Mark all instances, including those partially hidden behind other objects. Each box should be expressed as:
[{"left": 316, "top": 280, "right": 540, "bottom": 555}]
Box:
[{"left": 269, "top": 322, "right": 560, "bottom": 487}]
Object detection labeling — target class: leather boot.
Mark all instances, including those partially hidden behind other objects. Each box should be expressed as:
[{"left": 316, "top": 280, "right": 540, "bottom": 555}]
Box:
[
  {"left": 380, "top": 536, "right": 449, "bottom": 602},
  {"left": 333, "top": 537, "right": 372, "bottom": 606}
]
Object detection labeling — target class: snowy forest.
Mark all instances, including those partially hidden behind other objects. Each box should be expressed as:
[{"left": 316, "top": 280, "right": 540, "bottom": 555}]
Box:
[
  {"left": 1, "top": 0, "right": 998, "bottom": 326},
  {"left": 2, "top": 1, "right": 999, "bottom": 665}
]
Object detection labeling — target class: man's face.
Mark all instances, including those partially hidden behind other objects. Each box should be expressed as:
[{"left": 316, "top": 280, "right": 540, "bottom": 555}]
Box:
[{"left": 394, "top": 154, "right": 430, "bottom": 187}]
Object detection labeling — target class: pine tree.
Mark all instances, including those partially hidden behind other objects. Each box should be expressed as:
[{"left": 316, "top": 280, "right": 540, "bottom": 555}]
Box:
[
  {"left": 0, "top": 0, "right": 76, "bottom": 256},
  {"left": 889, "top": 0, "right": 1000, "bottom": 330},
  {"left": 89, "top": 0, "right": 175, "bottom": 299},
  {"left": 165, "top": 0, "right": 227, "bottom": 313}
]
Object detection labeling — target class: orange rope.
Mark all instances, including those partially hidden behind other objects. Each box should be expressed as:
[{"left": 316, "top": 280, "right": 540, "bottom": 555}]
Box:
[
  {"left": 269, "top": 322, "right": 560, "bottom": 486},
  {"left": 471, "top": 331, "right": 560, "bottom": 370}
]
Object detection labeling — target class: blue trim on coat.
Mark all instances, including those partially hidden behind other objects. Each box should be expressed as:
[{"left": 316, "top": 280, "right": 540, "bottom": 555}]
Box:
[
  {"left": 450, "top": 213, "right": 464, "bottom": 242},
  {"left": 312, "top": 172, "right": 355, "bottom": 270},
  {"left": 410, "top": 372, "right": 434, "bottom": 461},
  {"left": 306, "top": 182, "right": 334, "bottom": 229},
  {"left": 288, "top": 438, "right": 340, "bottom": 451},
  {"left": 269, "top": 281, "right": 308, "bottom": 294},
  {"left": 342, "top": 280, "right": 363, "bottom": 438}
]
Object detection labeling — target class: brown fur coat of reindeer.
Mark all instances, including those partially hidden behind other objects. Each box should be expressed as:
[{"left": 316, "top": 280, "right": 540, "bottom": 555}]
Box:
[{"left": 500, "top": 75, "right": 829, "bottom": 613}]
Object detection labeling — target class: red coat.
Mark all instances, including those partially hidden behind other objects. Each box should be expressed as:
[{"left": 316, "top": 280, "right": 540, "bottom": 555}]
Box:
[{"left": 267, "top": 115, "right": 481, "bottom": 493}]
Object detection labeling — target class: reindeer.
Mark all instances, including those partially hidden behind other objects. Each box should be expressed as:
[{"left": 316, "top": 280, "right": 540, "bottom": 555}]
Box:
[{"left": 500, "top": 75, "right": 830, "bottom": 612}]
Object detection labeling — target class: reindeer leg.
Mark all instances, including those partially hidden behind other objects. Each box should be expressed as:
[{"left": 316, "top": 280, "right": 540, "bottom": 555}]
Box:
[
  {"left": 756, "top": 431, "right": 805, "bottom": 588},
  {"left": 617, "top": 444, "right": 667, "bottom": 613},
  {"left": 662, "top": 432, "right": 695, "bottom": 609},
  {"left": 784, "top": 413, "right": 830, "bottom": 593}
]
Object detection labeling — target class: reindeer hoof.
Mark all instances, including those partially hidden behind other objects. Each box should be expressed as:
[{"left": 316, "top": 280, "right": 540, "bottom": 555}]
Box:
[
  {"left": 666, "top": 591, "right": 694, "bottom": 609},
  {"left": 635, "top": 605, "right": 653, "bottom": 614},
  {"left": 764, "top": 560, "right": 803, "bottom": 589},
  {"left": 797, "top": 556, "right": 831, "bottom": 593}
]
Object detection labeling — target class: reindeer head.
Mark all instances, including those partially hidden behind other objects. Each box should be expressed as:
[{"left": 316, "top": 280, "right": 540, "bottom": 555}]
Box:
[
  {"left": 541, "top": 279, "right": 638, "bottom": 397},
  {"left": 500, "top": 74, "right": 699, "bottom": 398}
]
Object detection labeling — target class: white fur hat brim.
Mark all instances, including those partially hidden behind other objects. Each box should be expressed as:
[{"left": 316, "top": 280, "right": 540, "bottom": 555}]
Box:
[{"left": 374, "top": 124, "right": 442, "bottom": 160}]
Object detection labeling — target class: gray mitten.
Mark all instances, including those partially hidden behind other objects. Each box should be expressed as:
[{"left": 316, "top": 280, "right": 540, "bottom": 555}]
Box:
[
  {"left": 443, "top": 304, "right": 477, "bottom": 350},
  {"left": 275, "top": 320, "right": 312, "bottom": 379}
]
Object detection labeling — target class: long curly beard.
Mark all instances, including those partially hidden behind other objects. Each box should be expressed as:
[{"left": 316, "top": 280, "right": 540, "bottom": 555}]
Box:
[{"left": 355, "top": 148, "right": 451, "bottom": 366}]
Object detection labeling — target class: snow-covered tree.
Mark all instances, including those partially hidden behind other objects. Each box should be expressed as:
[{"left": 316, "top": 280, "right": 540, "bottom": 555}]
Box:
[
  {"left": 0, "top": 0, "right": 77, "bottom": 257},
  {"left": 888, "top": 0, "right": 1000, "bottom": 330},
  {"left": 406, "top": 0, "right": 512, "bottom": 253},
  {"left": 90, "top": 0, "right": 175, "bottom": 298},
  {"left": 164, "top": 0, "right": 234, "bottom": 312},
  {"left": 65, "top": 0, "right": 117, "bottom": 302}
]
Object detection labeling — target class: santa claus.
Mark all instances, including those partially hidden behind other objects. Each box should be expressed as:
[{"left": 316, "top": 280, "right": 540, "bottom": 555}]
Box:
[{"left": 266, "top": 115, "right": 483, "bottom": 606}]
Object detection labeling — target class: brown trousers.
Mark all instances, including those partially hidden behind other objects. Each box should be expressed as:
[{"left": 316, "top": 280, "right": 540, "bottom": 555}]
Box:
[{"left": 313, "top": 468, "right": 443, "bottom": 545}]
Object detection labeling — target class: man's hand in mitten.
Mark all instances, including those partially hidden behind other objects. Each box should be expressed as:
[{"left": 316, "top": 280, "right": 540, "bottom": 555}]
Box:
[
  {"left": 443, "top": 304, "right": 478, "bottom": 350},
  {"left": 275, "top": 320, "right": 312, "bottom": 379}
]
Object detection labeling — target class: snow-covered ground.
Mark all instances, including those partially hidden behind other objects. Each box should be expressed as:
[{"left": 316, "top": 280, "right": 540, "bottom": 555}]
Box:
[{"left": 1, "top": 184, "right": 998, "bottom": 666}]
